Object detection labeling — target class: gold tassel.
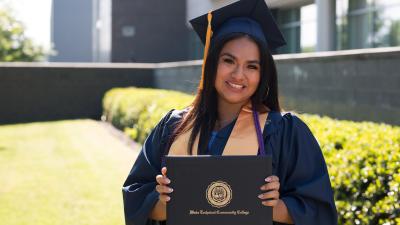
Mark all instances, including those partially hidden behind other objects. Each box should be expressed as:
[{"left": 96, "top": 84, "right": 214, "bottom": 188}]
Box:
[{"left": 199, "top": 11, "right": 213, "bottom": 90}]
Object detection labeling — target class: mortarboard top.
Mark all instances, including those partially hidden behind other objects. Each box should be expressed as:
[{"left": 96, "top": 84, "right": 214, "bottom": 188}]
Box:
[{"left": 189, "top": 0, "right": 286, "bottom": 51}]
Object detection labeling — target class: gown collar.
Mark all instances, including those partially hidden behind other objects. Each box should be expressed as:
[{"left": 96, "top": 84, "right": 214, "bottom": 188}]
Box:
[{"left": 214, "top": 110, "right": 283, "bottom": 139}]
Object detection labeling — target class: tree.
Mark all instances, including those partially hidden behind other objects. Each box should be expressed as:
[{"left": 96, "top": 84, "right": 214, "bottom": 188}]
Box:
[
  {"left": 388, "top": 20, "right": 400, "bottom": 46},
  {"left": 0, "top": 9, "right": 47, "bottom": 61}
]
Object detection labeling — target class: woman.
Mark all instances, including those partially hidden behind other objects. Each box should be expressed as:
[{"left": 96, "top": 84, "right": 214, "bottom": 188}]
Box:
[{"left": 122, "top": 0, "right": 337, "bottom": 225}]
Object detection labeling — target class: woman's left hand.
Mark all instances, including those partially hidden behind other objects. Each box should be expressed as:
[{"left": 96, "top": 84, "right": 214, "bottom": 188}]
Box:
[{"left": 258, "top": 175, "right": 280, "bottom": 207}]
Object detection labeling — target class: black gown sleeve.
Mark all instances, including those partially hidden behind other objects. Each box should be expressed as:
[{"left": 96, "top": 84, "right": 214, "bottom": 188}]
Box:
[
  {"left": 271, "top": 113, "right": 338, "bottom": 225},
  {"left": 122, "top": 110, "right": 176, "bottom": 225}
]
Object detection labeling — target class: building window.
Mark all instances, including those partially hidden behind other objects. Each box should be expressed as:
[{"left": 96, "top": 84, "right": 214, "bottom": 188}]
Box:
[
  {"left": 275, "top": 4, "right": 317, "bottom": 54},
  {"left": 337, "top": 0, "right": 400, "bottom": 50},
  {"left": 374, "top": 0, "right": 400, "bottom": 47},
  {"left": 275, "top": 8, "right": 301, "bottom": 54},
  {"left": 300, "top": 4, "right": 317, "bottom": 53}
]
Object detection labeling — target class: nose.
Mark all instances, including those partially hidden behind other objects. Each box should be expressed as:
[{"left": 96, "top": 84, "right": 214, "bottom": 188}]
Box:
[{"left": 231, "top": 65, "right": 245, "bottom": 81}]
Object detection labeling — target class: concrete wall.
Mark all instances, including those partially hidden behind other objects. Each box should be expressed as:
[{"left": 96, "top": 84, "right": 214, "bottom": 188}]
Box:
[
  {"left": 0, "top": 63, "right": 154, "bottom": 124},
  {"left": 153, "top": 47, "right": 400, "bottom": 125},
  {"left": 1, "top": 47, "right": 399, "bottom": 125},
  {"left": 275, "top": 48, "right": 400, "bottom": 124}
]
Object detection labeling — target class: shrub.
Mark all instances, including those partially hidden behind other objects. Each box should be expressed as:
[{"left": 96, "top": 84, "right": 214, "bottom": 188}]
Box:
[
  {"left": 102, "top": 87, "right": 193, "bottom": 144},
  {"left": 103, "top": 87, "right": 400, "bottom": 224},
  {"left": 300, "top": 114, "right": 400, "bottom": 225}
]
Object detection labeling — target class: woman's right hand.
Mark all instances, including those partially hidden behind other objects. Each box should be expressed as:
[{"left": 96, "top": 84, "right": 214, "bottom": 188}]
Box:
[{"left": 155, "top": 167, "right": 173, "bottom": 204}]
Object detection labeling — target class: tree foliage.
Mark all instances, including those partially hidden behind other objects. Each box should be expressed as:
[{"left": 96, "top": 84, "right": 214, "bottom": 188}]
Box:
[{"left": 0, "top": 9, "right": 46, "bottom": 61}]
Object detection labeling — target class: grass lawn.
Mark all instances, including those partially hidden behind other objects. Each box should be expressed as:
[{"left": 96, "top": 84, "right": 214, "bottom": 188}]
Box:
[{"left": 0, "top": 119, "right": 139, "bottom": 225}]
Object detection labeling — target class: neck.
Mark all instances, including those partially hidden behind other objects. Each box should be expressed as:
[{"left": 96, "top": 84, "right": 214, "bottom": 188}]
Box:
[{"left": 216, "top": 98, "right": 248, "bottom": 130}]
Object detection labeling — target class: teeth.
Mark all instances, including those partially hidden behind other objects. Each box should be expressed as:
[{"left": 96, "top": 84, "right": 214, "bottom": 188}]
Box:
[{"left": 227, "top": 81, "right": 244, "bottom": 89}]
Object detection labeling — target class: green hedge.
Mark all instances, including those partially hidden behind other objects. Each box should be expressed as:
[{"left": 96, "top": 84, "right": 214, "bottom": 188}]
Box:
[
  {"left": 103, "top": 87, "right": 400, "bottom": 225},
  {"left": 300, "top": 115, "right": 400, "bottom": 224},
  {"left": 102, "top": 87, "right": 193, "bottom": 144}
]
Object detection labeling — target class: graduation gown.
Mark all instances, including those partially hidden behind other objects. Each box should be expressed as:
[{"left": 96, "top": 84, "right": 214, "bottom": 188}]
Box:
[{"left": 122, "top": 109, "right": 338, "bottom": 225}]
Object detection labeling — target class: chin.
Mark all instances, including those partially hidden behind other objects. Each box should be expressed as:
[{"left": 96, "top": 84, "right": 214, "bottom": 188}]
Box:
[{"left": 220, "top": 95, "right": 250, "bottom": 105}]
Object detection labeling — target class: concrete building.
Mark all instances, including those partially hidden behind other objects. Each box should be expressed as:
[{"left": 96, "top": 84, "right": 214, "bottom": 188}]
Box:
[
  {"left": 51, "top": 0, "right": 189, "bottom": 63},
  {"left": 188, "top": 0, "right": 400, "bottom": 55},
  {"left": 111, "top": 0, "right": 189, "bottom": 63},
  {"left": 50, "top": 0, "right": 111, "bottom": 62},
  {"left": 50, "top": 0, "right": 399, "bottom": 62}
]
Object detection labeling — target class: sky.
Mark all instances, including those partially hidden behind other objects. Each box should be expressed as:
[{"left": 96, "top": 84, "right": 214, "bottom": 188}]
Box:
[{"left": 0, "top": 0, "right": 52, "bottom": 50}]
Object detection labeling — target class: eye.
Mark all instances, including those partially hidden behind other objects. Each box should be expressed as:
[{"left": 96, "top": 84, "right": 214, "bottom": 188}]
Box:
[
  {"left": 223, "top": 58, "right": 234, "bottom": 64},
  {"left": 248, "top": 64, "right": 259, "bottom": 70}
]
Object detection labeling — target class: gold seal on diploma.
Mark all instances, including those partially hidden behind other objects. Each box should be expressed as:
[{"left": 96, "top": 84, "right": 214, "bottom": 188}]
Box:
[{"left": 206, "top": 181, "right": 232, "bottom": 208}]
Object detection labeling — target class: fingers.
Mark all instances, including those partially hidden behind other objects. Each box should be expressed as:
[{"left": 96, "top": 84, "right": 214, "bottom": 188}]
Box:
[
  {"left": 260, "top": 181, "right": 280, "bottom": 192},
  {"left": 156, "top": 167, "right": 172, "bottom": 204},
  {"left": 260, "top": 175, "right": 280, "bottom": 207},
  {"left": 156, "top": 183, "right": 173, "bottom": 204},
  {"left": 259, "top": 190, "right": 280, "bottom": 207},
  {"left": 156, "top": 175, "right": 170, "bottom": 186},
  {"left": 156, "top": 184, "right": 173, "bottom": 194},
  {"left": 156, "top": 167, "right": 170, "bottom": 187},
  {"left": 159, "top": 194, "right": 171, "bottom": 203},
  {"left": 265, "top": 175, "right": 279, "bottom": 183},
  {"left": 261, "top": 175, "right": 280, "bottom": 191},
  {"left": 161, "top": 167, "right": 167, "bottom": 176},
  {"left": 258, "top": 190, "right": 279, "bottom": 200},
  {"left": 262, "top": 199, "right": 279, "bottom": 207}
]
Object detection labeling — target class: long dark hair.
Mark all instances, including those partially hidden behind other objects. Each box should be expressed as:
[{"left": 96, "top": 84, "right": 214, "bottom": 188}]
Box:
[{"left": 168, "top": 33, "right": 281, "bottom": 155}]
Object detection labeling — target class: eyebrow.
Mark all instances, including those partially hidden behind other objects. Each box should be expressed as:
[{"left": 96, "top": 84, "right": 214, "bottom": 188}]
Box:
[{"left": 220, "top": 52, "right": 260, "bottom": 64}]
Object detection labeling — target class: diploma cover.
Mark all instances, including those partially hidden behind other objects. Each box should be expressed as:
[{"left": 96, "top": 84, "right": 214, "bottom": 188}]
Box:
[{"left": 165, "top": 155, "right": 272, "bottom": 225}]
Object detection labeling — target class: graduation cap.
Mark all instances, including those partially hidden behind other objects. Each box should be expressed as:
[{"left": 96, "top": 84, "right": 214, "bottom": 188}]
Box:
[{"left": 189, "top": 0, "right": 286, "bottom": 90}]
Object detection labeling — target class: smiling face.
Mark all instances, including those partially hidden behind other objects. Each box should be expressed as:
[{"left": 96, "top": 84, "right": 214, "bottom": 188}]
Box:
[{"left": 214, "top": 36, "right": 261, "bottom": 106}]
